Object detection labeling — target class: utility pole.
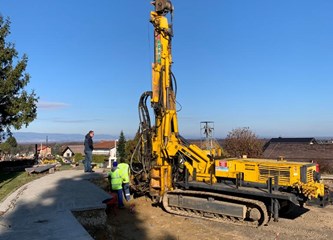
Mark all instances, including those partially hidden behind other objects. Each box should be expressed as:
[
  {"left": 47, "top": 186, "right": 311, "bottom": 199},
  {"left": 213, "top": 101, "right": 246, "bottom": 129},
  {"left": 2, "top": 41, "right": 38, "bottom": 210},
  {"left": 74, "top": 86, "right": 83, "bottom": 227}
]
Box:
[{"left": 200, "top": 121, "right": 214, "bottom": 151}]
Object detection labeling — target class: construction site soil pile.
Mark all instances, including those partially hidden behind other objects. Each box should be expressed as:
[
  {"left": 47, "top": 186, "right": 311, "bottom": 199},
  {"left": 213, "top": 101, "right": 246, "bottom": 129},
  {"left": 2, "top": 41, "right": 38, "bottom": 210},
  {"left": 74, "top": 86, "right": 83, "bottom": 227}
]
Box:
[{"left": 84, "top": 178, "right": 333, "bottom": 240}]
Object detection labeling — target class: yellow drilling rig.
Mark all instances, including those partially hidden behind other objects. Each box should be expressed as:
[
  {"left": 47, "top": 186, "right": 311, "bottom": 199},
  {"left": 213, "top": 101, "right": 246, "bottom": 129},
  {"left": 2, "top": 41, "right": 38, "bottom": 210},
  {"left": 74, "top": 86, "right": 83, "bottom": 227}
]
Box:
[{"left": 131, "top": 0, "right": 329, "bottom": 226}]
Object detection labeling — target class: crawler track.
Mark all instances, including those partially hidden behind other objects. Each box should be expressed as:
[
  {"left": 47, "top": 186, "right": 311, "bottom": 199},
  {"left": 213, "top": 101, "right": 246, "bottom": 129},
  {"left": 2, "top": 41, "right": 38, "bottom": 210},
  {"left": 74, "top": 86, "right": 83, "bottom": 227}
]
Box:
[{"left": 162, "top": 189, "right": 269, "bottom": 227}]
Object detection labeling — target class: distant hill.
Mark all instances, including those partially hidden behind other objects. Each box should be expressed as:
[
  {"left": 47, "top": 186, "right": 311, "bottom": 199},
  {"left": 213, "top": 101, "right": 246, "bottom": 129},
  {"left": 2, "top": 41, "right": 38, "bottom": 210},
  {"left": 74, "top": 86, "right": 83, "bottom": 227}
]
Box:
[
  {"left": 13, "top": 132, "right": 117, "bottom": 143},
  {"left": 12, "top": 132, "right": 333, "bottom": 144}
]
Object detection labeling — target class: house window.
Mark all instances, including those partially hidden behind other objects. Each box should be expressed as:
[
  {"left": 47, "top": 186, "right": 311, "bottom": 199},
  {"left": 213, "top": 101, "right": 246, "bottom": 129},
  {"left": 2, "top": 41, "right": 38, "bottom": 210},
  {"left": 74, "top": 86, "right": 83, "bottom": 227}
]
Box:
[{"left": 67, "top": 153, "right": 70, "bottom": 157}]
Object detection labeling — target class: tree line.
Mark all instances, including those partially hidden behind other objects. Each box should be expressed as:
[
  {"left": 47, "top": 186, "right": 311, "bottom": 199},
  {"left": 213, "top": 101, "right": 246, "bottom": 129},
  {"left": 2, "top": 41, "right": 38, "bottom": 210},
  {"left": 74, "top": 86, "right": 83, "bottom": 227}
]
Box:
[{"left": 117, "top": 127, "right": 264, "bottom": 164}]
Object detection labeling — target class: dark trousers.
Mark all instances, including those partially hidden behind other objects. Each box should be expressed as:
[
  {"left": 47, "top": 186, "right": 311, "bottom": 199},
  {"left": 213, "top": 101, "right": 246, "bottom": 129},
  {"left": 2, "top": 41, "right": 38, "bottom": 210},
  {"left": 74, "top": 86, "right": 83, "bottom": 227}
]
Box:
[
  {"left": 84, "top": 150, "right": 92, "bottom": 172},
  {"left": 114, "top": 189, "right": 124, "bottom": 207},
  {"left": 123, "top": 183, "right": 131, "bottom": 201}
]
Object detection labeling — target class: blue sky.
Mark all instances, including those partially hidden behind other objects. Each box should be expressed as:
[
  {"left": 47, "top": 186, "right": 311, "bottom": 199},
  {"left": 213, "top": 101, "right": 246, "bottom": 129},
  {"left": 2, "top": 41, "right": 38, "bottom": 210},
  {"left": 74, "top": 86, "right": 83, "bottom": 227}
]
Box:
[{"left": 1, "top": 0, "right": 332, "bottom": 138}]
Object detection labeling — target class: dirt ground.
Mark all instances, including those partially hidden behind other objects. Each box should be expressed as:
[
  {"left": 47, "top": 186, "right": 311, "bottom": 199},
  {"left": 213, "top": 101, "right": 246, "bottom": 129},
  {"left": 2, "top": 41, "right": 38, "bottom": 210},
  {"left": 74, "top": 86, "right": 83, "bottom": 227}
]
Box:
[
  {"left": 103, "top": 196, "right": 333, "bottom": 240},
  {"left": 82, "top": 179, "right": 333, "bottom": 240}
]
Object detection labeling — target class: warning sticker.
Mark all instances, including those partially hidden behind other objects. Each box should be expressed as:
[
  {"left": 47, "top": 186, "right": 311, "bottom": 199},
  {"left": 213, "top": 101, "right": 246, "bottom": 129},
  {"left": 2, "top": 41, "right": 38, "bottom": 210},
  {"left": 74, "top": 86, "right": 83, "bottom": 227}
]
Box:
[
  {"left": 216, "top": 166, "right": 229, "bottom": 172},
  {"left": 216, "top": 160, "right": 229, "bottom": 172}
]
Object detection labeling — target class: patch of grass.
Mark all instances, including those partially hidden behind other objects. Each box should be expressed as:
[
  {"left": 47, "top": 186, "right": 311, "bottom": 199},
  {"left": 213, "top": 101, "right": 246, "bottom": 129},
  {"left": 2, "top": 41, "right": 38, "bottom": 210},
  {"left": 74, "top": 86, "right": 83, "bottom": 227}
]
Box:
[
  {"left": 92, "top": 155, "right": 108, "bottom": 164},
  {"left": 0, "top": 171, "right": 42, "bottom": 202},
  {"left": 0, "top": 164, "right": 90, "bottom": 203},
  {"left": 58, "top": 164, "right": 74, "bottom": 171}
]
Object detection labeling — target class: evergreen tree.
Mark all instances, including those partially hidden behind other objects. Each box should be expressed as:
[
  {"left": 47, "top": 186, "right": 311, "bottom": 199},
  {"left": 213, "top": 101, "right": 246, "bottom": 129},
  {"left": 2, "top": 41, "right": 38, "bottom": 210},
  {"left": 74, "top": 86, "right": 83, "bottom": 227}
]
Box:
[
  {"left": 0, "top": 16, "right": 38, "bottom": 140},
  {"left": 117, "top": 130, "right": 126, "bottom": 163},
  {"left": 51, "top": 143, "right": 62, "bottom": 155},
  {"left": 0, "top": 136, "right": 17, "bottom": 155},
  {"left": 6, "top": 136, "right": 17, "bottom": 148},
  {"left": 125, "top": 129, "right": 141, "bottom": 163},
  {"left": 0, "top": 141, "right": 10, "bottom": 155}
]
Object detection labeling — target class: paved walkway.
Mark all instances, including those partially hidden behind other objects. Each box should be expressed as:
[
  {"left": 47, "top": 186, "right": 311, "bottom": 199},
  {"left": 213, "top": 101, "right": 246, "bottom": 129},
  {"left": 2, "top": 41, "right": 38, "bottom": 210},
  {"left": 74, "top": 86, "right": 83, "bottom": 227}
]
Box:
[{"left": 0, "top": 169, "right": 110, "bottom": 240}]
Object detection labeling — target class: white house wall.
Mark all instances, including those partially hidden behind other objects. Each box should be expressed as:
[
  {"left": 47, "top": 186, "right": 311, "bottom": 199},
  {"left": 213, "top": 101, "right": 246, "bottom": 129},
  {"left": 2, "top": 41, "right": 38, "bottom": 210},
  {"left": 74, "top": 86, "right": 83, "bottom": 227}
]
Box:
[
  {"left": 63, "top": 149, "right": 73, "bottom": 158},
  {"left": 92, "top": 150, "right": 111, "bottom": 155},
  {"left": 110, "top": 148, "right": 116, "bottom": 158}
]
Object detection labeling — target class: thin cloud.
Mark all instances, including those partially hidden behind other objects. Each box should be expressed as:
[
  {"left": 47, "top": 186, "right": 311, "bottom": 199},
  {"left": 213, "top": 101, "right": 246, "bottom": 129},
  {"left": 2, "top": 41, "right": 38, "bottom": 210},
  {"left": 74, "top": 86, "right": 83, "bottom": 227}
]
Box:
[{"left": 37, "top": 101, "right": 70, "bottom": 109}]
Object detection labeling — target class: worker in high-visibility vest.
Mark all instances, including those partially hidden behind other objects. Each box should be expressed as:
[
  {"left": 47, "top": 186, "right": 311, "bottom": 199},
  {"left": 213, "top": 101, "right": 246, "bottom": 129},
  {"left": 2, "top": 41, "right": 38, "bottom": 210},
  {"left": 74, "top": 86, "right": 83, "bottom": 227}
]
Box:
[
  {"left": 118, "top": 161, "right": 131, "bottom": 201},
  {"left": 108, "top": 161, "right": 125, "bottom": 208}
]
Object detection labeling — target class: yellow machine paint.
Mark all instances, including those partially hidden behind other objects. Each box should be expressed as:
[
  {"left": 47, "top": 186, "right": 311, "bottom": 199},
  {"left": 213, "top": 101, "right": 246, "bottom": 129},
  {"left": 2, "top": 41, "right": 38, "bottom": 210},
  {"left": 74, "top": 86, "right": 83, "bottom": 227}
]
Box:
[
  {"left": 215, "top": 158, "right": 325, "bottom": 198},
  {"left": 148, "top": 3, "right": 221, "bottom": 197},
  {"left": 133, "top": 0, "right": 329, "bottom": 225},
  {"left": 144, "top": 0, "right": 325, "bottom": 201},
  {"left": 149, "top": 9, "right": 177, "bottom": 197}
]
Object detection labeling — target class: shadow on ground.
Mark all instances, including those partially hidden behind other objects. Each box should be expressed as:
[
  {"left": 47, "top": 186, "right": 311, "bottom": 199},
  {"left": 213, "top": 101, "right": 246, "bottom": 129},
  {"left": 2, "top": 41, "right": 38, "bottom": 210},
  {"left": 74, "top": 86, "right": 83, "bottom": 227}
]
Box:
[
  {"left": 0, "top": 170, "right": 177, "bottom": 240},
  {"left": 82, "top": 176, "right": 178, "bottom": 240},
  {"left": 279, "top": 204, "right": 309, "bottom": 220},
  {"left": 0, "top": 171, "right": 21, "bottom": 188}
]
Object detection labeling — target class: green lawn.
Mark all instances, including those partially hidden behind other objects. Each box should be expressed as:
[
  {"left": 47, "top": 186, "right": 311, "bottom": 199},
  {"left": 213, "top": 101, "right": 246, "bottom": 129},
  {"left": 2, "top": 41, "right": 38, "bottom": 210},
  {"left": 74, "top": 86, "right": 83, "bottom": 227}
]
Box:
[
  {"left": 0, "top": 165, "right": 76, "bottom": 202},
  {"left": 0, "top": 171, "right": 41, "bottom": 202}
]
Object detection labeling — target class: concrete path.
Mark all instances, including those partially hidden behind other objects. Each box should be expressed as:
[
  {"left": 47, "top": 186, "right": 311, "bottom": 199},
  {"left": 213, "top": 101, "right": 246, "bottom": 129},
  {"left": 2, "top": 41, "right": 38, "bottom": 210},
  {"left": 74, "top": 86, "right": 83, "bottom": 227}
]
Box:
[{"left": 0, "top": 169, "right": 110, "bottom": 240}]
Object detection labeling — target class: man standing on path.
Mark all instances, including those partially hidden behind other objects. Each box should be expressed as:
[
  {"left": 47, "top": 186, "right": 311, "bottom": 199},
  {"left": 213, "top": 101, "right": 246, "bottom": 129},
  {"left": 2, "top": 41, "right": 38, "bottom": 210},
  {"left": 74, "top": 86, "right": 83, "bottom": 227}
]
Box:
[
  {"left": 109, "top": 161, "right": 125, "bottom": 208},
  {"left": 118, "top": 161, "right": 131, "bottom": 201},
  {"left": 84, "top": 130, "right": 94, "bottom": 173}
]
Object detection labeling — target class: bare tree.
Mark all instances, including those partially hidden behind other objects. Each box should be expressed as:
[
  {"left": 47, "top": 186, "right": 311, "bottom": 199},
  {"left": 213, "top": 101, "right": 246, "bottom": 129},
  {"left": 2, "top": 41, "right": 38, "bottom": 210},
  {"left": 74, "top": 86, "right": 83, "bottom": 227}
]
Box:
[{"left": 223, "top": 127, "right": 263, "bottom": 158}]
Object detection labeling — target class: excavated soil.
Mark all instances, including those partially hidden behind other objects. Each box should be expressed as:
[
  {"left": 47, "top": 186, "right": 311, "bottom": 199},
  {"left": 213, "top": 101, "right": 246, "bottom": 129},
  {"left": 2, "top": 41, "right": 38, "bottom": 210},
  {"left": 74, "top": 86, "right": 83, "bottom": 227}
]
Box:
[
  {"left": 80, "top": 180, "right": 333, "bottom": 240},
  {"left": 100, "top": 197, "right": 333, "bottom": 240}
]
